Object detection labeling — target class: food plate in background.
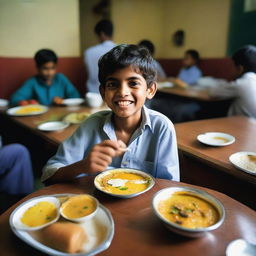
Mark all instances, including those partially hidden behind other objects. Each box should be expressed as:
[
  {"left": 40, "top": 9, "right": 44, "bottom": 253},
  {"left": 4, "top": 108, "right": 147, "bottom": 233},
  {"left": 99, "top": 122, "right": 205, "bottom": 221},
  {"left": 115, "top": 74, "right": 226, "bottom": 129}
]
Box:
[
  {"left": 229, "top": 151, "right": 256, "bottom": 176},
  {"left": 94, "top": 168, "right": 155, "bottom": 198},
  {"left": 62, "top": 98, "right": 84, "bottom": 106},
  {"left": 197, "top": 132, "right": 235, "bottom": 146},
  {"left": 37, "top": 121, "right": 69, "bottom": 131},
  {"left": 63, "top": 112, "right": 90, "bottom": 124},
  {"left": 7, "top": 105, "right": 48, "bottom": 116},
  {"left": 0, "top": 99, "right": 9, "bottom": 107},
  {"left": 9, "top": 194, "right": 115, "bottom": 256},
  {"left": 157, "top": 81, "right": 174, "bottom": 89}
]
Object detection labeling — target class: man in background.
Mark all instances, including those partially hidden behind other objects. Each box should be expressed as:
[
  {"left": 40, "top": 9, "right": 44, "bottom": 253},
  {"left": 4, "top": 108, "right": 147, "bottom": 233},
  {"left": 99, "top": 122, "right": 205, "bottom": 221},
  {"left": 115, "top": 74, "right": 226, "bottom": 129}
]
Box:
[{"left": 84, "top": 19, "right": 116, "bottom": 93}]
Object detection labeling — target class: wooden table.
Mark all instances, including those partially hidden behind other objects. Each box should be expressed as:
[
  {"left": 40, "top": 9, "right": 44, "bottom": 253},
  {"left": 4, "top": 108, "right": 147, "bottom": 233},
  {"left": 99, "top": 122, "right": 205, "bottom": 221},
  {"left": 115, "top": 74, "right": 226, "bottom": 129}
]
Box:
[
  {"left": 1, "top": 105, "right": 107, "bottom": 146},
  {"left": 175, "top": 116, "right": 256, "bottom": 209},
  {"left": 158, "top": 86, "right": 219, "bottom": 102},
  {"left": 1, "top": 177, "right": 256, "bottom": 256}
]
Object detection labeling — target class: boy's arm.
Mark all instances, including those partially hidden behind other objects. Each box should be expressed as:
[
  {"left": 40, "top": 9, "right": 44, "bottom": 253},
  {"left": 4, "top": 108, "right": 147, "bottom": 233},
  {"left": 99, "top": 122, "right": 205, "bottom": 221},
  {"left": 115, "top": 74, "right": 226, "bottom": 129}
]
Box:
[
  {"left": 61, "top": 74, "right": 80, "bottom": 98},
  {"left": 156, "top": 120, "right": 180, "bottom": 181},
  {"left": 10, "top": 81, "right": 34, "bottom": 106}
]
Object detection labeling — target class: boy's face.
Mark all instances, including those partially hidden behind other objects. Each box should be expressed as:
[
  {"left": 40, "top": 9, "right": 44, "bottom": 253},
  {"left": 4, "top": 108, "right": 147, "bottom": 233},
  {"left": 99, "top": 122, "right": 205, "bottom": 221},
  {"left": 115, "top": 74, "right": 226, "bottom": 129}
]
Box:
[
  {"left": 37, "top": 61, "right": 57, "bottom": 81},
  {"left": 183, "top": 53, "right": 196, "bottom": 67},
  {"left": 100, "top": 65, "right": 156, "bottom": 119}
]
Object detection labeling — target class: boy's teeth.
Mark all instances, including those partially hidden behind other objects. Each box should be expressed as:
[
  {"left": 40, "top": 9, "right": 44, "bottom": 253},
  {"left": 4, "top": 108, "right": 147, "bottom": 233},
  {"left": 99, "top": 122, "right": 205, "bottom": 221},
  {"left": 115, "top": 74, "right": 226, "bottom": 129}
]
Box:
[{"left": 117, "top": 101, "right": 132, "bottom": 106}]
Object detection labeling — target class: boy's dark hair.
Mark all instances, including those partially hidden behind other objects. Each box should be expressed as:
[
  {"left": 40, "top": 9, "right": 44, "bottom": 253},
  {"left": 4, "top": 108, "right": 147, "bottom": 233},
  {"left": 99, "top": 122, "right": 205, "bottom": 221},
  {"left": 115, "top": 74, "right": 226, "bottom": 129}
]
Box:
[
  {"left": 34, "top": 49, "right": 58, "bottom": 67},
  {"left": 94, "top": 19, "right": 113, "bottom": 37},
  {"left": 138, "top": 40, "right": 155, "bottom": 55},
  {"left": 232, "top": 45, "right": 256, "bottom": 73},
  {"left": 98, "top": 44, "right": 157, "bottom": 88},
  {"left": 186, "top": 49, "right": 200, "bottom": 65}
]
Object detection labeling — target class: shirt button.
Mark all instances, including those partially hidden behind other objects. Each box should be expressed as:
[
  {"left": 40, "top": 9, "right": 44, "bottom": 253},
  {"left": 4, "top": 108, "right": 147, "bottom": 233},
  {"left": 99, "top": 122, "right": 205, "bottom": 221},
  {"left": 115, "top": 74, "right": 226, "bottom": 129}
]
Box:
[{"left": 122, "top": 161, "right": 129, "bottom": 166}]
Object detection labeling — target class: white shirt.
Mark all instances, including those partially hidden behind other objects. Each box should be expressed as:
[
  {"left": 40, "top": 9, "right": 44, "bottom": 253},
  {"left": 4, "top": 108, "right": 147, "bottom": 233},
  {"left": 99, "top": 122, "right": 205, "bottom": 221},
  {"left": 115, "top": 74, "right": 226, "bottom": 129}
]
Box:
[
  {"left": 209, "top": 72, "right": 256, "bottom": 118},
  {"left": 84, "top": 40, "right": 116, "bottom": 93},
  {"left": 42, "top": 106, "right": 179, "bottom": 182}
]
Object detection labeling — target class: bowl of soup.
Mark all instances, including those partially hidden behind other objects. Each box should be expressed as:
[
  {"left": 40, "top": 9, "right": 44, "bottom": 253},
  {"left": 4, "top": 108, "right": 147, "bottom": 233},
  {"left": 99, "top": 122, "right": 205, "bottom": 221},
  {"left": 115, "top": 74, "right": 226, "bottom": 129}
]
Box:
[
  {"left": 60, "top": 194, "right": 99, "bottom": 222},
  {"left": 152, "top": 186, "right": 225, "bottom": 237},
  {"left": 10, "top": 196, "right": 60, "bottom": 231},
  {"left": 94, "top": 168, "right": 155, "bottom": 198}
]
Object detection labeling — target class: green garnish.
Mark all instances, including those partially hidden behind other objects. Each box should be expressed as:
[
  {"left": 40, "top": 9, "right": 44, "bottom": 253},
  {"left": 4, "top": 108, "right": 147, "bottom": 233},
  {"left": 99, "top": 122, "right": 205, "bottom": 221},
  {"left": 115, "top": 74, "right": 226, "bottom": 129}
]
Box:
[
  {"left": 46, "top": 216, "right": 52, "bottom": 220},
  {"left": 83, "top": 206, "right": 88, "bottom": 209},
  {"left": 170, "top": 206, "right": 180, "bottom": 214},
  {"left": 119, "top": 187, "right": 128, "bottom": 190}
]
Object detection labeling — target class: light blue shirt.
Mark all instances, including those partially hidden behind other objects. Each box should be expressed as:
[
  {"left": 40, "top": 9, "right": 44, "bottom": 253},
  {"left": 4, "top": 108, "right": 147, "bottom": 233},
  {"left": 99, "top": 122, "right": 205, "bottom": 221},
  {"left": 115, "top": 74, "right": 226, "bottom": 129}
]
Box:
[
  {"left": 84, "top": 40, "right": 116, "bottom": 93},
  {"left": 178, "top": 65, "right": 202, "bottom": 85},
  {"left": 42, "top": 106, "right": 179, "bottom": 182}
]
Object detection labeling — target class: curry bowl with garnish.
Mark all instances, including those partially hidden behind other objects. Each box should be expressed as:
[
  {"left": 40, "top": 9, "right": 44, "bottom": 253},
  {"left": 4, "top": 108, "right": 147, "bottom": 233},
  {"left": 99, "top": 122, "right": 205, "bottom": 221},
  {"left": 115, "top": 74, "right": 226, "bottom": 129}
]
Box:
[
  {"left": 94, "top": 168, "right": 155, "bottom": 198},
  {"left": 152, "top": 186, "right": 225, "bottom": 237},
  {"left": 60, "top": 194, "right": 99, "bottom": 222},
  {"left": 11, "top": 196, "right": 60, "bottom": 231}
]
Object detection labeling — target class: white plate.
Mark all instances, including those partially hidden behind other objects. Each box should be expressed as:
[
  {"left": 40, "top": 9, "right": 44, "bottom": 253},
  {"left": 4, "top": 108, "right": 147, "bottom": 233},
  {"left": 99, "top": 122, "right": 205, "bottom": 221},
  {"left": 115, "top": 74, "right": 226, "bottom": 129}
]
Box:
[
  {"left": 9, "top": 194, "right": 115, "bottom": 256},
  {"left": 0, "top": 99, "right": 9, "bottom": 107},
  {"left": 197, "top": 132, "right": 235, "bottom": 146},
  {"left": 94, "top": 168, "right": 155, "bottom": 198},
  {"left": 7, "top": 105, "right": 48, "bottom": 116},
  {"left": 37, "top": 121, "right": 69, "bottom": 131},
  {"left": 229, "top": 151, "right": 256, "bottom": 176},
  {"left": 226, "top": 239, "right": 256, "bottom": 256},
  {"left": 10, "top": 196, "right": 60, "bottom": 231},
  {"left": 157, "top": 81, "right": 174, "bottom": 89},
  {"left": 62, "top": 98, "right": 84, "bottom": 106},
  {"left": 63, "top": 112, "right": 90, "bottom": 124}
]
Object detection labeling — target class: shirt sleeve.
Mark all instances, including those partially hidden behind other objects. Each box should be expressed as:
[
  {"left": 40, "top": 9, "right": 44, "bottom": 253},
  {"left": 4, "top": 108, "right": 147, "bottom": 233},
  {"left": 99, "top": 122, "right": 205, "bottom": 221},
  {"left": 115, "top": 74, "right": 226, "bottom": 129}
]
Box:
[
  {"left": 10, "top": 80, "right": 34, "bottom": 106},
  {"left": 156, "top": 119, "right": 180, "bottom": 181},
  {"left": 41, "top": 118, "right": 95, "bottom": 181},
  {"left": 60, "top": 74, "right": 80, "bottom": 98},
  {"left": 209, "top": 80, "right": 238, "bottom": 98},
  {"left": 178, "top": 67, "right": 202, "bottom": 85}
]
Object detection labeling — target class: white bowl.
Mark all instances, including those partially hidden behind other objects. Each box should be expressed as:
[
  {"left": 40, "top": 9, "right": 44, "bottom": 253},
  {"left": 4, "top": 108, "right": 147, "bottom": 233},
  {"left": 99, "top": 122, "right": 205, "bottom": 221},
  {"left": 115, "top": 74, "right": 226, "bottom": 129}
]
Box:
[
  {"left": 152, "top": 186, "right": 225, "bottom": 237},
  {"left": 94, "top": 168, "right": 155, "bottom": 198},
  {"left": 62, "top": 98, "right": 84, "bottom": 106},
  {"left": 0, "top": 99, "right": 9, "bottom": 107},
  {"left": 37, "top": 121, "right": 69, "bottom": 131},
  {"left": 85, "top": 92, "right": 103, "bottom": 108},
  {"left": 60, "top": 194, "right": 99, "bottom": 222},
  {"left": 10, "top": 196, "right": 60, "bottom": 231},
  {"left": 197, "top": 132, "right": 235, "bottom": 146}
]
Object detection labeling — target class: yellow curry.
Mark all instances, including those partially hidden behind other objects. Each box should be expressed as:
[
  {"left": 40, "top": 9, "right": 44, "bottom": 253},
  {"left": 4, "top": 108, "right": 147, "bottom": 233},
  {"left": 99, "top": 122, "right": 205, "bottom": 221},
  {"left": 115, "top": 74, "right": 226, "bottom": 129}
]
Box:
[
  {"left": 21, "top": 201, "right": 58, "bottom": 227},
  {"left": 213, "top": 136, "right": 229, "bottom": 143},
  {"left": 158, "top": 192, "right": 219, "bottom": 229},
  {"left": 16, "top": 106, "right": 43, "bottom": 115},
  {"left": 99, "top": 172, "right": 150, "bottom": 195},
  {"left": 61, "top": 195, "right": 97, "bottom": 219}
]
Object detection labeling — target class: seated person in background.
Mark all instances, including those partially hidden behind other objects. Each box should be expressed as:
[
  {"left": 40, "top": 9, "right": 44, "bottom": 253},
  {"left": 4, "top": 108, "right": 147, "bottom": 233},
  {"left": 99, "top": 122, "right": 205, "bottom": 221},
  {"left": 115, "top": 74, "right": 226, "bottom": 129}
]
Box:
[
  {"left": 10, "top": 49, "right": 80, "bottom": 106},
  {"left": 84, "top": 19, "right": 116, "bottom": 93},
  {"left": 138, "top": 40, "right": 167, "bottom": 80},
  {"left": 0, "top": 142, "right": 34, "bottom": 213},
  {"left": 42, "top": 44, "right": 179, "bottom": 183},
  {"left": 210, "top": 45, "right": 256, "bottom": 118},
  {"left": 171, "top": 49, "right": 202, "bottom": 88}
]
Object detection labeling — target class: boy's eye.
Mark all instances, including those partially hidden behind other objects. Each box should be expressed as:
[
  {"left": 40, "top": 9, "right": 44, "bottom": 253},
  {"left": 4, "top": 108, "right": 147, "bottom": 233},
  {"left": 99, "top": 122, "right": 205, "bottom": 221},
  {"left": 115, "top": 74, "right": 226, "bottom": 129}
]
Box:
[
  {"left": 129, "top": 81, "right": 140, "bottom": 87},
  {"left": 106, "top": 82, "right": 118, "bottom": 88}
]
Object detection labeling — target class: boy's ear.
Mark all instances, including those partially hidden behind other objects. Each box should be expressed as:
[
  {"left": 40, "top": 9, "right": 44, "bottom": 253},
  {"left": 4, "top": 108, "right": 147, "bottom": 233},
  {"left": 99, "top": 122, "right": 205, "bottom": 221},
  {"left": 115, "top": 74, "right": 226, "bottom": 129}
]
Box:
[{"left": 146, "top": 82, "right": 157, "bottom": 100}]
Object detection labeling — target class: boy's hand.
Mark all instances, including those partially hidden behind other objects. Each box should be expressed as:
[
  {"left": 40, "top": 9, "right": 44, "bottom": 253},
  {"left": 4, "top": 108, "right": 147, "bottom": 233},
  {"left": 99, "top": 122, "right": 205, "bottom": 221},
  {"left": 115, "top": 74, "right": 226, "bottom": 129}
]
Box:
[
  {"left": 83, "top": 140, "right": 127, "bottom": 174},
  {"left": 19, "top": 100, "right": 29, "bottom": 106},
  {"left": 53, "top": 96, "right": 63, "bottom": 105},
  {"left": 29, "top": 99, "right": 39, "bottom": 105}
]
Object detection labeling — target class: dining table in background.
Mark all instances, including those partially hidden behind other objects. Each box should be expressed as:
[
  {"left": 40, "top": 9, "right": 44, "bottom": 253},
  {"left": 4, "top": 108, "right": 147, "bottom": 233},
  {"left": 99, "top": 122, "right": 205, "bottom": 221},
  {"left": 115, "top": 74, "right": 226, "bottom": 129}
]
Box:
[
  {"left": 157, "top": 86, "right": 232, "bottom": 119},
  {"left": 175, "top": 116, "right": 256, "bottom": 209},
  {"left": 0, "top": 176, "right": 256, "bottom": 256},
  {"left": 0, "top": 105, "right": 109, "bottom": 174}
]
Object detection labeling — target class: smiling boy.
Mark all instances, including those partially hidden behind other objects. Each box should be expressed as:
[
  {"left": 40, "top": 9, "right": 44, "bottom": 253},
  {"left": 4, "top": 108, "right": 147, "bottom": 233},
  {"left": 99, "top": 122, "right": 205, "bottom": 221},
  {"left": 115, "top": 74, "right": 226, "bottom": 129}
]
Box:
[{"left": 42, "top": 45, "right": 179, "bottom": 183}]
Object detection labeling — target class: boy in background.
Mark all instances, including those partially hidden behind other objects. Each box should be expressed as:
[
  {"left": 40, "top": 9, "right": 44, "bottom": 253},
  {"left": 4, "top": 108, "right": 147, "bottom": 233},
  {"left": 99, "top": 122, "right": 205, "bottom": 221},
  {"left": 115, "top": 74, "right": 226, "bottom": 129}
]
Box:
[
  {"left": 42, "top": 44, "right": 179, "bottom": 183},
  {"left": 138, "top": 40, "right": 167, "bottom": 81},
  {"left": 210, "top": 45, "right": 256, "bottom": 118},
  {"left": 84, "top": 19, "right": 116, "bottom": 93},
  {"left": 171, "top": 49, "right": 202, "bottom": 88},
  {"left": 10, "top": 49, "right": 80, "bottom": 106}
]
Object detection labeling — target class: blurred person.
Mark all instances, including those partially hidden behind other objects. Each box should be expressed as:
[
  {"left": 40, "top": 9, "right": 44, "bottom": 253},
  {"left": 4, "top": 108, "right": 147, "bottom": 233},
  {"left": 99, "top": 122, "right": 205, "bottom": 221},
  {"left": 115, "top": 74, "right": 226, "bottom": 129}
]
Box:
[
  {"left": 10, "top": 49, "right": 80, "bottom": 106},
  {"left": 84, "top": 19, "right": 116, "bottom": 93}
]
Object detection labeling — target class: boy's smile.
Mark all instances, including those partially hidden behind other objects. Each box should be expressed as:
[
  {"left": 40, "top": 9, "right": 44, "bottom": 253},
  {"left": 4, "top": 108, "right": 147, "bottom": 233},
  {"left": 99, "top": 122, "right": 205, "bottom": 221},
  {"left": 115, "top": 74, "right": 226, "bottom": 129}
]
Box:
[{"left": 100, "top": 65, "right": 156, "bottom": 119}]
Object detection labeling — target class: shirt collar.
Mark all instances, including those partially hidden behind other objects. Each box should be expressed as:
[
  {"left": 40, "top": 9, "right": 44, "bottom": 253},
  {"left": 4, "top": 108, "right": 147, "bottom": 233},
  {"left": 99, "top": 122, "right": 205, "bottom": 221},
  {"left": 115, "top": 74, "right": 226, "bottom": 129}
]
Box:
[{"left": 102, "top": 106, "right": 152, "bottom": 139}]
